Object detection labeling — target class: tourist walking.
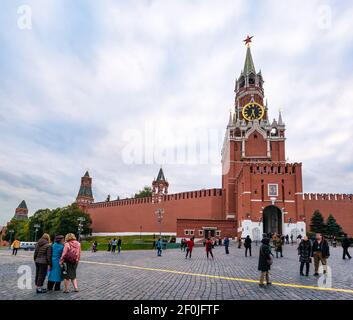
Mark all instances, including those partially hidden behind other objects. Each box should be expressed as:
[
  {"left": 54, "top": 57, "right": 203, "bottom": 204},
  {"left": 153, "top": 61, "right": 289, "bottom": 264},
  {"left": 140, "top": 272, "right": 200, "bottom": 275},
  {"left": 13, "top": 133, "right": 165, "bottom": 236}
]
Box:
[
  {"left": 258, "top": 237, "right": 273, "bottom": 288},
  {"left": 117, "top": 238, "right": 122, "bottom": 254},
  {"left": 12, "top": 238, "right": 20, "bottom": 256},
  {"left": 111, "top": 238, "right": 117, "bottom": 253},
  {"left": 342, "top": 233, "right": 352, "bottom": 260},
  {"left": 238, "top": 237, "right": 242, "bottom": 249},
  {"left": 312, "top": 233, "right": 330, "bottom": 276},
  {"left": 244, "top": 235, "right": 252, "bottom": 257},
  {"left": 332, "top": 236, "right": 337, "bottom": 248},
  {"left": 47, "top": 235, "right": 64, "bottom": 291},
  {"left": 285, "top": 234, "right": 289, "bottom": 244},
  {"left": 180, "top": 238, "right": 185, "bottom": 251},
  {"left": 274, "top": 234, "right": 283, "bottom": 258},
  {"left": 224, "top": 236, "right": 230, "bottom": 254},
  {"left": 34, "top": 233, "right": 52, "bottom": 294},
  {"left": 185, "top": 237, "right": 194, "bottom": 259},
  {"left": 297, "top": 236, "right": 312, "bottom": 276},
  {"left": 107, "top": 239, "right": 112, "bottom": 252},
  {"left": 205, "top": 238, "right": 214, "bottom": 259},
  {"left": 290, "top": 234, "right": 294, "bottom": 245},
  {"left": 296, "top": 234, "right": 302, "bottom": 245},
  {"left": 92, "top": 241, "right": 98, "bottom": 252},
  {"left": 60, "top": 233, "right": 81, "bottom": 293},
  {"left": 156, "top": 238, "right": 162, "bottom": 256}
]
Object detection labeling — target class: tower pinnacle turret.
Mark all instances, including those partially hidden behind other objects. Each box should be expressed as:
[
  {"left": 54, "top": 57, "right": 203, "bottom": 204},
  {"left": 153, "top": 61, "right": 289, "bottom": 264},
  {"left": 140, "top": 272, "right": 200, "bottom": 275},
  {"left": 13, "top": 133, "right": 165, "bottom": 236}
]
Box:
[{"left": 152, "top": 167, "right": 169, "bottom": 204}]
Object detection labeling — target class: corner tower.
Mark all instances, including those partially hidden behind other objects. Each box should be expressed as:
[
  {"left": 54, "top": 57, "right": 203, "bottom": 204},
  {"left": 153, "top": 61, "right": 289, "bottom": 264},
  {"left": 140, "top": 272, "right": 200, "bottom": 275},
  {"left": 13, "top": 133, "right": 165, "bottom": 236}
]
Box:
[
  {"left": 14, "top": 200, "right": 29, "bottom": 220},
  {"left": 76, "top": 171, "right": 94, "bottom": 208}
]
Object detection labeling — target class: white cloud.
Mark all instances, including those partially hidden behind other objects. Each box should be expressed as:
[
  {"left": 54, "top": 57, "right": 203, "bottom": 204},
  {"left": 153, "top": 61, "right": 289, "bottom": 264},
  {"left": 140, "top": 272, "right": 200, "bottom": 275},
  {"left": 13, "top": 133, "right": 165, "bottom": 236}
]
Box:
[{"left": 0, "top": 0, "right": 352, "bottom": 222}]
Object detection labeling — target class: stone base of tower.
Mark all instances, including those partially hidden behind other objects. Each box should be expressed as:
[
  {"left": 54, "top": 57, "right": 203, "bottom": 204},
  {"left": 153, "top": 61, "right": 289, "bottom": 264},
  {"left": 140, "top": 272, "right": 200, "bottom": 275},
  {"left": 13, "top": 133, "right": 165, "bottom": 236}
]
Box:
[{"left": 239, "top": 219, "right": 306, "bottom": 240}]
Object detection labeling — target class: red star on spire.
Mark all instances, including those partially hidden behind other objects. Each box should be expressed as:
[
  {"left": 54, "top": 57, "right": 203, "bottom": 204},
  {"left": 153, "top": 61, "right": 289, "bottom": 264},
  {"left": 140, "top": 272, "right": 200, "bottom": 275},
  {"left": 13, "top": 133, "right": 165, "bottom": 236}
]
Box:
[{"left": 243, "top": 35, "right": 253, "bottom": 46}]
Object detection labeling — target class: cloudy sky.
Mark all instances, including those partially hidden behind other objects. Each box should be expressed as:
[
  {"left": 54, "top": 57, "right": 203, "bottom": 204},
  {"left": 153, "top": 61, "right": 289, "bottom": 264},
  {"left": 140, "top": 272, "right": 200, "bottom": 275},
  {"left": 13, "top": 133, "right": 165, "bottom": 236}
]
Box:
[{"left": 1, "top": 0, "right": 353, "bottom": 223}]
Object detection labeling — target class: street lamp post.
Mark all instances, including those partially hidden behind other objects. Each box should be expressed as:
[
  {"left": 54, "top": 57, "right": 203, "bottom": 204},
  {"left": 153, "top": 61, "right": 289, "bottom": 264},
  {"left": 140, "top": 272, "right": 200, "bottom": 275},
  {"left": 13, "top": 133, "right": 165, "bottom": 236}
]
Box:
[
  {"left": 34, "top": 224, "right": 40, "bottom": 242},
  {"left": 8, "top": 229, "right": 14, "bottom": 248},
  {"left": 77, "top": 217, "right": 85, "bottom": 242},
  {"left": 155, "top": 208, "right": 164, "bottom": 239}
]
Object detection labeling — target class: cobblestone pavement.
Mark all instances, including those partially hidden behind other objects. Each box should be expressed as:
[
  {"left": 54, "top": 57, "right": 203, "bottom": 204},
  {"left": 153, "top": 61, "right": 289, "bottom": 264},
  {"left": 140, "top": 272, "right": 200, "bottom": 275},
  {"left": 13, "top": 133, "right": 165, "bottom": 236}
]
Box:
[{"left": 0, "top": 244, "right": 352, "bottom": 300}]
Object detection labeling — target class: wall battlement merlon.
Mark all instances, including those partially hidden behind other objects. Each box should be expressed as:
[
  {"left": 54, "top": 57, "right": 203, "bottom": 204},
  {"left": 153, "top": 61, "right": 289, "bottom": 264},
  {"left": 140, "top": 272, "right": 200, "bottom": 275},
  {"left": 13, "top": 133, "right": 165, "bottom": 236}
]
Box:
[
  {"left": 88, "top": 188, "right": 223, "bottom": 209},
  {"left": 235, "top": 162, "right": 302, "bottom": 177},
  {"left": 303, "top": 193, "right": 353, "bottom": 201}
]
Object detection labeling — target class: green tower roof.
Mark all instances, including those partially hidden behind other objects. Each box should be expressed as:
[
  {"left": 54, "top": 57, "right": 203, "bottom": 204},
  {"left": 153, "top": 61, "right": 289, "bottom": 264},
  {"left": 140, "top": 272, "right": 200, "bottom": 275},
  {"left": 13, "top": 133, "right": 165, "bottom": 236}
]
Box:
[
  {"left": 17, "top": 200, "right": 27, "bottom": 209},
  {"left": 243, "top": 46, "right": 256, "bottom": 76},
  {"left": 156, "top": 168, "right": 166, "bottom": 182}
]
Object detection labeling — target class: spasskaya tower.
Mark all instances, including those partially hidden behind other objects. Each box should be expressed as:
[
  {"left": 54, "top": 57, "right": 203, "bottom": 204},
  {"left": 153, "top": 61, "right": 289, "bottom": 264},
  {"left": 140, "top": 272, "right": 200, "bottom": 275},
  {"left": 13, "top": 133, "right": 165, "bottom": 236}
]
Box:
[{"left": 221, "top": 36, "right": 305, "bottom": 240}]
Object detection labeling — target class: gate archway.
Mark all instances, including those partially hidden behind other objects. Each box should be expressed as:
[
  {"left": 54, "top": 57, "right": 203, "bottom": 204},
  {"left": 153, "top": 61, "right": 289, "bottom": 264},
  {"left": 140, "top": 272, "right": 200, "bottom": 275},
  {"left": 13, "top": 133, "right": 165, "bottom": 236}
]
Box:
[{"left": 263, "top": 205, "right": 282, "bottom": 235}]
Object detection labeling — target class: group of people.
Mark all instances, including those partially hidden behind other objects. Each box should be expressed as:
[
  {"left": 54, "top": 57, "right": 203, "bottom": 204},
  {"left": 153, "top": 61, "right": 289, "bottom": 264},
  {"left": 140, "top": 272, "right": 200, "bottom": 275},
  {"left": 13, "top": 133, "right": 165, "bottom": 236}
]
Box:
[
  {"left": 33, "top": 233, "right": 81, "bottom": 294},
  {"left": 107, "top": 238, "right": 122, "bottom": 253},
  {"left": 258, "top": 232, "right": 351, "bottom": 288},
  {"left": 180, "top": 236, "right": 232, "bottom": 259}
]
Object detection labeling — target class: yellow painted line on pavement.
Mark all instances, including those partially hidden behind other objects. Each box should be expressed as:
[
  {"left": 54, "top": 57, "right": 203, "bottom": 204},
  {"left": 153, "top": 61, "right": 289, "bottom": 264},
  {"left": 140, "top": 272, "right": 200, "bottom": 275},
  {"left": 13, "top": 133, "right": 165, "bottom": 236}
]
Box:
[
  {"left": 79, "top": 260, "right": 353, "bottom": 295},
  {"left": 1, "top": 252, "right": 352, "bottom": 295}
]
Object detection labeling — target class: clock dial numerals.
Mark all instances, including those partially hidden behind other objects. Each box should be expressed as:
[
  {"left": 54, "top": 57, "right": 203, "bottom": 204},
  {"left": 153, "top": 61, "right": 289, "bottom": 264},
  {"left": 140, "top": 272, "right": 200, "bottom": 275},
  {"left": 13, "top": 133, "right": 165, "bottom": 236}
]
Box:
[{"left": 242, "top": 102, "right": 265, "bottom": 121}]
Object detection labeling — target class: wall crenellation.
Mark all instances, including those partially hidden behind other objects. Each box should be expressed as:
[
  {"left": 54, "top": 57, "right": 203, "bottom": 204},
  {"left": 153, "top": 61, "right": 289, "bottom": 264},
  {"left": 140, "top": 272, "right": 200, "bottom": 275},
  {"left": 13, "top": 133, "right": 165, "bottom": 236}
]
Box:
[
  {"left": 88, "top": 188, "right": 223, "bottom": 209},
  {"left": 303, "top": 193, "right": 353, "bottom": 201},
  {"left": 246, "top": 162, "right": 302, "bottom": 175}
]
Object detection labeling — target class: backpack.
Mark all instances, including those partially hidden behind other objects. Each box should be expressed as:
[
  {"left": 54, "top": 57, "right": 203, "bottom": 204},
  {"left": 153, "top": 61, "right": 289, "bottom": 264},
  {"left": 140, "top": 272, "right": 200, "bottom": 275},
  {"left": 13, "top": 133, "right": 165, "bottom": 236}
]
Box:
[{"left": 64, "top": 244, "right": 78, "bottom": 264}]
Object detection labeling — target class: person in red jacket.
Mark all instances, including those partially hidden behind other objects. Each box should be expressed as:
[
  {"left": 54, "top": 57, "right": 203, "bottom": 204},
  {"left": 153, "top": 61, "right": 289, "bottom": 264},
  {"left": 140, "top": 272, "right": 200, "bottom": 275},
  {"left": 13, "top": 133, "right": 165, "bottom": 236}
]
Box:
[
  {"left": 205, "top": 238, "right": 214, "bottom": 259},
  {"left": 185, "top": 237, "right": 195, "bottom": 259}
]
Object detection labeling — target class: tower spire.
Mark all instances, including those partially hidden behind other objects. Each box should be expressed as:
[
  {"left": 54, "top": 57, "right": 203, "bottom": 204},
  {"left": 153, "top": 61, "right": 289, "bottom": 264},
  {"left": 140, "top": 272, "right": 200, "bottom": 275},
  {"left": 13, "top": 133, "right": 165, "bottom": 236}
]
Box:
[{"left": 243, "top": 35, "right": 256, "bottom": 76}]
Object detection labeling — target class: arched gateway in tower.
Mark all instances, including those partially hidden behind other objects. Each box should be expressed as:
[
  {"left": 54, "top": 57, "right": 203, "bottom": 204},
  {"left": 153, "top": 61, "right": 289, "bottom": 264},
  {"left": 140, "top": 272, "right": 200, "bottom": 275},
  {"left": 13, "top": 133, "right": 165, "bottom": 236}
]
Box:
[{"left": 262, "top": 205, "right": 282, "bottom": 235}]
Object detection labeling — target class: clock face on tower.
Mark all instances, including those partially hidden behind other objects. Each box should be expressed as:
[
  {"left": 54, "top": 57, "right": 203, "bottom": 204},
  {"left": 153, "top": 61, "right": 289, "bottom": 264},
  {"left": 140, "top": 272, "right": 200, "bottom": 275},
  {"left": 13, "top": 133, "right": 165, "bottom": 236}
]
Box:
[{"left": 242, "top": 102, "right": 265, "bottom": 121}]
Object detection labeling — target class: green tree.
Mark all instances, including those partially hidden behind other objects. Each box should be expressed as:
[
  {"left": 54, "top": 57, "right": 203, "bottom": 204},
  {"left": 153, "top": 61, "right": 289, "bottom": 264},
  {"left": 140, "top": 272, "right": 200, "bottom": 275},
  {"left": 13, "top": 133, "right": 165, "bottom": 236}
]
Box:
[
  {"left": 8, "top": 204, "right": 93, "bottom": 242},
  {"left": 4, "top": 219, "right": 29, "bottom": 242},
  {"left": 310, "top": 210, "right": 327, "bottom": 234},
  {"left": 134, "top": 186, "right": 152, "bottom": 198},
  {"left": 28, "top": 209, "right": 51, "bottom": 241},
  {"left": 54, "top": 204, "right": 92, "bottom": 238},
  {"left": 326, "top": 214, "right": 343, "bottom": 237}
]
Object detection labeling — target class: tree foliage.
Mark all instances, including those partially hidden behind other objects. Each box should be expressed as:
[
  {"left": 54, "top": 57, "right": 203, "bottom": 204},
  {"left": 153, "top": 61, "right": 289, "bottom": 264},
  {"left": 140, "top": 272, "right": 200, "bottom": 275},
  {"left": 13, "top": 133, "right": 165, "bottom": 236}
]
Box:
[
  {"left": 5, "top": 204, "right": 92, "bottom": 242},
  {"left": 326, "top": 213, "right": 343, "bottom": 236},
  {"left": 134, "top": 186, "right": 152, "bottom": 198},
  {"left": 310, "top": 210, "right": 344, "bottom": 237},
  {"left": 310, "top": 210, "right": 326, "bottom": 234}
]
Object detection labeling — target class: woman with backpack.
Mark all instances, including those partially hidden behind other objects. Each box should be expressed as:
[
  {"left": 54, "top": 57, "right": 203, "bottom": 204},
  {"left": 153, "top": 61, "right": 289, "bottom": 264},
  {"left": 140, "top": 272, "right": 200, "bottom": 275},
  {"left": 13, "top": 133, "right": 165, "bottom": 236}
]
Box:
[
  {"left": 205, "top": 238, "right": 214, "bottom": 259},
  {"left": 60, "top": 233, "right": 81, "bottom": 293},
  {"left": 258, "top": 237, "right": 273, "bottom": 288}
]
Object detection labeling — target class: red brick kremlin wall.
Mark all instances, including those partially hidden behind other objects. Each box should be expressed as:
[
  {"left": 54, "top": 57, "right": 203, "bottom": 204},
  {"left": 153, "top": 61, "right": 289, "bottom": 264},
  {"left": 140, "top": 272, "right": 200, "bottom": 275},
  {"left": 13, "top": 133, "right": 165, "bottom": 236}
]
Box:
[
  {"left": 87, "top": 189, "right": 225, "bottom": 233},
  {"left": 303, "top": 194, "right": 353, "bottom": 236}
]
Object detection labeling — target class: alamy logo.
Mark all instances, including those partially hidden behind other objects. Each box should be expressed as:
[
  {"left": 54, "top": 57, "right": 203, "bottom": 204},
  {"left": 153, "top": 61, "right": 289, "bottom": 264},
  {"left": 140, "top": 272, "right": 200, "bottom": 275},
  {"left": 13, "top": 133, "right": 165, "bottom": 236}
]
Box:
[
  {"left": 17, "top": 265, "right": 32, "bottom": 290},
  {"left": 317, "top": 265, "right": 332, "bottom": 288},
  {"left": 17, "top": 5, "right": 32, "bottom": 30}
]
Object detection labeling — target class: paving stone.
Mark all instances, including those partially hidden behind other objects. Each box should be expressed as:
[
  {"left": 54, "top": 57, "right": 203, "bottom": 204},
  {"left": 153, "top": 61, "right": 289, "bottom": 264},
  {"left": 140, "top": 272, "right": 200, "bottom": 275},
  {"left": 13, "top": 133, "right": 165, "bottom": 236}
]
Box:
[{"left": 0, "top": 244, "right": 352, "bottom": 300}]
